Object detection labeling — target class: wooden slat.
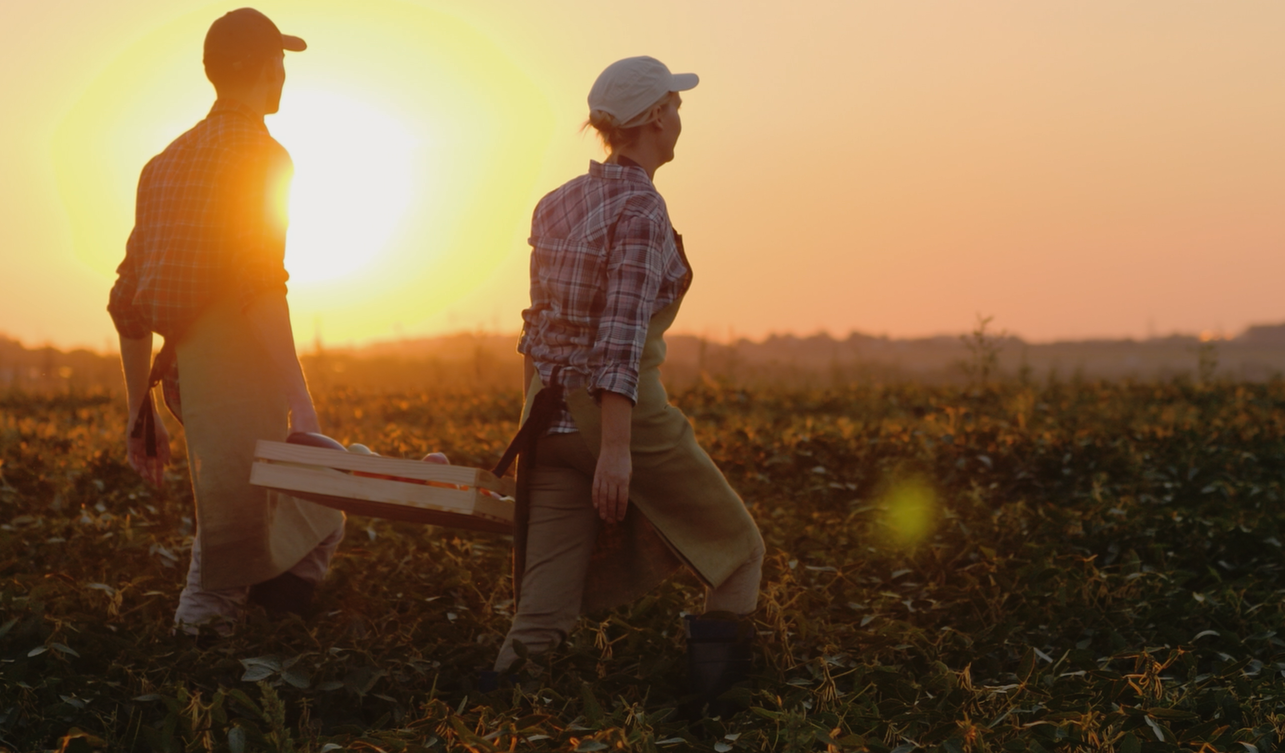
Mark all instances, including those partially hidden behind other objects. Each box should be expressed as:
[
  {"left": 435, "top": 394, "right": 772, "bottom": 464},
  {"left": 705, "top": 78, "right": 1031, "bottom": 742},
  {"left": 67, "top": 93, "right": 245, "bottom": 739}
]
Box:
[
  {"left": 251, "top": 463, "right": 513, "bottom": 522},
  {"left": 254, "top": 440, "right": 514, "bottom": 495},
  {"left": 284, "top": 490, "right": 512, "bottom": 534}
]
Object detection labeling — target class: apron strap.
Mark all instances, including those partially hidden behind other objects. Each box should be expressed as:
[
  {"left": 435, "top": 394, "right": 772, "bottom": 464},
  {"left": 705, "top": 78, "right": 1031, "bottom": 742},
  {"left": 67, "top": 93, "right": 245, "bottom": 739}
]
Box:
[{"left": 491, "top": 367, "right": 564, "bottom": 478}]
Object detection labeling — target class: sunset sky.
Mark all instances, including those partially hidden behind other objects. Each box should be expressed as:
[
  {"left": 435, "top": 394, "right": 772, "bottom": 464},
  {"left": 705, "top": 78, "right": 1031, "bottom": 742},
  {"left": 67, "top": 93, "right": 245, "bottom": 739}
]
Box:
[{"left": 3, "top": 1, "right": 1284, "bottom": 351}]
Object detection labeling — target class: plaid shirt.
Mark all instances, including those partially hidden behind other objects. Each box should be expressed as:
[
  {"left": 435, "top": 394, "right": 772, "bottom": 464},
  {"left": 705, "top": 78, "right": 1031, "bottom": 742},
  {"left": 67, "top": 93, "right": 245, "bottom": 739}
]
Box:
[
  {"left": 519, "top": 159, "right": 691, "bottom": 434},
  {"left": 108, "top": 99, "right": 292, "bottom": 344}
]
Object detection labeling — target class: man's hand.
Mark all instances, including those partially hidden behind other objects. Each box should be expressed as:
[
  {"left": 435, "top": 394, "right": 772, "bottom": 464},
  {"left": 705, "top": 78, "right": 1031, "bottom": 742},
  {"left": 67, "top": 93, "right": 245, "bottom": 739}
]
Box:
[
  {"left": 288, "top": 399, "right": 321, "bottom": 436},
  {"left": 593, "top": 443, "right": 631, "bottom": 523},
  {"left": 125, "top": 406, "right": 171, "bottom": 487}
]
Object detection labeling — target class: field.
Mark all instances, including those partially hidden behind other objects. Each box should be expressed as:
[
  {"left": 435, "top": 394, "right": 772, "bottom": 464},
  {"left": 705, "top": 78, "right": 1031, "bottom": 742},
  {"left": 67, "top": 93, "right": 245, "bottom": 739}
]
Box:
[{"left": 4, "top": 374, "right": 1285, "bottom": 752}]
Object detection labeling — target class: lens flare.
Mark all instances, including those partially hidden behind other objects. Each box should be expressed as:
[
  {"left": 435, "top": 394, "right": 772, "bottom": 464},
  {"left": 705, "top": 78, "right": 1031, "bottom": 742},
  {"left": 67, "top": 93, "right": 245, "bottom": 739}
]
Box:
[{"left": 880, "top": 478, "right": 939, "bottom": 547}]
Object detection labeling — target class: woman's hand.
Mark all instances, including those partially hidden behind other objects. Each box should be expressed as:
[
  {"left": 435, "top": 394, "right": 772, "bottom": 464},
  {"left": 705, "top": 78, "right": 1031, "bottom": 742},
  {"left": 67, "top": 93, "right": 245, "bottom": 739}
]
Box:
[
  {"left": 593, "top": 444, "right": 632, "bottom": 523},
  {"left": 125, "top": 406, "right": 171, "bottom": 488},
  {"left": 594, "top": 391, "right": 634, "bottom": 523}
]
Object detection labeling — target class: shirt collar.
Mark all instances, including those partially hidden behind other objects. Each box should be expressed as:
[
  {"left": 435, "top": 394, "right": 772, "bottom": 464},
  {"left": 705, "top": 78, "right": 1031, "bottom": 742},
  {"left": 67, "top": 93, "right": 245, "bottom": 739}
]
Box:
[
  {"left": 588, "top": 159, "right": 652, "bottom": 187},
  {"left": 208, "top": 99, "right": 267, "bottom": 129}
]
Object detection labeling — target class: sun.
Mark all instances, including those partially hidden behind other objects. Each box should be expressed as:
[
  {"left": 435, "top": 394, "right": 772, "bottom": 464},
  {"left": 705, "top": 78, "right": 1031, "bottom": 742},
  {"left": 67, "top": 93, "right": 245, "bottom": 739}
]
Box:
[{"left": 268, "top": 88, "right": 422, "bottom": 284}]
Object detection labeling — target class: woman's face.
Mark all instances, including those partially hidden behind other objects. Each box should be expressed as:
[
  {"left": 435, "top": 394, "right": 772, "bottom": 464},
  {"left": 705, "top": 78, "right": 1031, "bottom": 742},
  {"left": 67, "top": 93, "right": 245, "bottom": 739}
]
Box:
[{"left": 656, "top": 93, "right": 683, "bottom": 163}]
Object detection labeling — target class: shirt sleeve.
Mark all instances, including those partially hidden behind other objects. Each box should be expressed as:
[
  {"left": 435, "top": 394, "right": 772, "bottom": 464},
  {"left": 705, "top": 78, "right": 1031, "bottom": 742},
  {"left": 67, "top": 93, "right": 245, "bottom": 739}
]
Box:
[
  {"left": 590, "top": 203, "right": 667, "bottom": 403},
  {"left": 107, "top": 191, "right": 152, "bottom": 340},
  {"left": 228, "top": 141, "right": 292, "bottom": 310}
]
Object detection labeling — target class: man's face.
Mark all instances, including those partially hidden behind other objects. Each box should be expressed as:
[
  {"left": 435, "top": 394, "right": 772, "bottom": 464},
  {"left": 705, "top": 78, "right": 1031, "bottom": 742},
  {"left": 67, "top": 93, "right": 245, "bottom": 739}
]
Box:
[{"left": 262, "top": 53, "right": 286, "bottom": 114}]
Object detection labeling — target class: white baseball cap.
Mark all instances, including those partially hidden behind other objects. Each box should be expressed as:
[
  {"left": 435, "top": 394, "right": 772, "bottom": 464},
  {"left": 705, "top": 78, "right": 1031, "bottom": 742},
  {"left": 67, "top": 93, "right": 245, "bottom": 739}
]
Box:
[{"left": 588, "top": 56, "right": 699, "bottom": 128}]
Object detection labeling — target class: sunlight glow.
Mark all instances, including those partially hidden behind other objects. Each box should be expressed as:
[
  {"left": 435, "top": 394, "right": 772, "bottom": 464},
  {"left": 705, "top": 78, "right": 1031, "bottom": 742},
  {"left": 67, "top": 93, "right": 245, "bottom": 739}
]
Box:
[
  {"left": 881, "top": 478, "right": 939, "bottom": 548},
  {"left": 270, "top": 89, "right": 422, "bottom": 284}
]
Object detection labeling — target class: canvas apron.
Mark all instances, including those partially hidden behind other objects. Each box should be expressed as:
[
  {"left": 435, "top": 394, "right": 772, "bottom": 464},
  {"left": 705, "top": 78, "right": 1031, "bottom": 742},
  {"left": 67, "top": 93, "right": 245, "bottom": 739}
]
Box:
[
  {"left": 517, "top": 298, "right": 762, "bottom": 613},
  {"left": 176, "top": 295, "right": 344, "bottom": 591}
]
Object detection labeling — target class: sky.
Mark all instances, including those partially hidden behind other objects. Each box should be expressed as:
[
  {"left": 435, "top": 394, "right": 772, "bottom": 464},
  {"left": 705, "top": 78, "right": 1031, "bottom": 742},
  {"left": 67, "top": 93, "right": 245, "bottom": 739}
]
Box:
[{"left": 3, "top": 1, "right": 1284, "bottom": 352}]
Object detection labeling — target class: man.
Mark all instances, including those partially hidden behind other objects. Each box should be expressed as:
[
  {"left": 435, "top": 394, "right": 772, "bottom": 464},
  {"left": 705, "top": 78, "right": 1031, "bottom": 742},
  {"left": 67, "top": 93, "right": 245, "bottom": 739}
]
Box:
[{"left": 108, "top": 8, "right": 344, "bottom": 635}]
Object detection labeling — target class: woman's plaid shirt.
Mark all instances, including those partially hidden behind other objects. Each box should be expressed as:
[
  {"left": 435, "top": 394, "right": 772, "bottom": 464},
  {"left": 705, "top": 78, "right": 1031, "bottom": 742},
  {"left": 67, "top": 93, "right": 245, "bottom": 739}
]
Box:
[
  {"left": 519, "top": 160, "right": 692, "bottom": 433},
  {"left": 108, "top": 99, "right": 293, "bottom": 344}
]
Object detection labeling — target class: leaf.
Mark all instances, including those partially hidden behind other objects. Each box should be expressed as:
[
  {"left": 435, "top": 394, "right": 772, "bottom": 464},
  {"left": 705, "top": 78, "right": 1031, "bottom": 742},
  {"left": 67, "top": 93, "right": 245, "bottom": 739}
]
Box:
[
  {"left": 51, "top": 642, "right": 80, "bottom": 658},
  {"left": 1017, "top": 648, "right": 1037, "bottom": 682},
  {"left": 343, "top": 666, "right": 386, "bottom": 696},
  {"left": 239, "top": 656, "right": 282, "bottom": 672},
  {"left": 319, "top": 746, "right": 343, "bottom": 753},
  {"left": 575, "top": 741, "right": 609, "bottom": 752},
  {"left": 27, "top": 646, "right": 47, "bottom": 657},
  {"left": 240, "top": 665, "right": 276, "bottom": 683},
  {"left": 715, "top": 744, "right": 734, "bottom": 753},
  {"left": 228, "top": 726, "right": 247, "bottom": 753},
  {"left": 1143, "top": 715, "right": 1168, "bottom": 742},
  {"left": 1148, "top": 707, "right": 1197, "bottom": 720},
  {"left": 282, "top": 669, "right": 311, "bottom": 689}
]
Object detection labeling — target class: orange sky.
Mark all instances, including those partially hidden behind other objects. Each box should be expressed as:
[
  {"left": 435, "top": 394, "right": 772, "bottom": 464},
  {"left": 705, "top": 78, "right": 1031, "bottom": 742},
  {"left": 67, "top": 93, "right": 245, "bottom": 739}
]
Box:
[{"left": 3, "top": 1, "right": 1284, "bottom": 351}]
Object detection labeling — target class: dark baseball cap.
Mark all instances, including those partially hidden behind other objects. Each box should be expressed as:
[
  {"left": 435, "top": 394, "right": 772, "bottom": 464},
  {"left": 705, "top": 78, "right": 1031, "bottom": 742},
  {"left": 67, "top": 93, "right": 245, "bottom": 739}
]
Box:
[{"left": 204, "top": 8, "right": 306, "bottom": 72}]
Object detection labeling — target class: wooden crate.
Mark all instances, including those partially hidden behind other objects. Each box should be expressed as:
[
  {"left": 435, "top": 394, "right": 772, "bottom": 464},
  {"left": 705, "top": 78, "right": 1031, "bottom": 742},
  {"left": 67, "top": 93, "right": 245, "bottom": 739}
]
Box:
[{"left": 250, "top": 440, "right": 515, "bottom": 534}]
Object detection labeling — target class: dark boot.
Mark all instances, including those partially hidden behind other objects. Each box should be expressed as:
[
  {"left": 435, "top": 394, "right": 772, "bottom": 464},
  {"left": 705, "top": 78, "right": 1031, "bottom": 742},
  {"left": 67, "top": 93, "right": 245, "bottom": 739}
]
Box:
[
  {"left": 684, "top": 612, "right": 754, "bottom": 718},
  {"left": 476, "top": 670, "right": 518, "bottom": 693},
  {"left": 248, "top": 571, "right": 316, "bottom": 618}
]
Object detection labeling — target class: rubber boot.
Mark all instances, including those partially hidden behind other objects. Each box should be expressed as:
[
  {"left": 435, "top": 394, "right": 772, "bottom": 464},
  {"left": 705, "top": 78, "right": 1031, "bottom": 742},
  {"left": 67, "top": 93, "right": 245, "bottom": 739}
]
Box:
[
  {"left": 684, "top": 612, "right": 754, "bottom": 718},
  {"left": 248, "top": 571, "right": 316, "bottom": 618}
]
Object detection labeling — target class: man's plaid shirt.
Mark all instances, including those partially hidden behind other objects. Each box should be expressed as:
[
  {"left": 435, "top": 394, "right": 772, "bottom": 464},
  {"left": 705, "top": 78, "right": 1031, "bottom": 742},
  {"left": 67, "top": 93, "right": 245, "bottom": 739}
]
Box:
[
  {"left": 518, "top": 160, "right": 692, "bottom": 434},
  {"left": 108, "top": 99, "right": 293, "bottom": 345}
]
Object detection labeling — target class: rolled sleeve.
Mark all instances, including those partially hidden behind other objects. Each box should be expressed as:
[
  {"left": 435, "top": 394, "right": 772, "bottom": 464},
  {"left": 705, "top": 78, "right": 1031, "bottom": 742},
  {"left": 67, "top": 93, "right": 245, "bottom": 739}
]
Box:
[
  {"left": 107, "top": 226, "right": 151, "bottom": 339},
  {"left": 590, "top": 207, "right": 666, "bottom": 403}
]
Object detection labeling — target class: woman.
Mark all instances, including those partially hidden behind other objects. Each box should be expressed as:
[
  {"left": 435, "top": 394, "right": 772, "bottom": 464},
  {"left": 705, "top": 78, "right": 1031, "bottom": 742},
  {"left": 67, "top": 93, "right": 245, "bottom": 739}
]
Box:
[{"left": 494, "top": 56, "right": 766, "bottom": 714}]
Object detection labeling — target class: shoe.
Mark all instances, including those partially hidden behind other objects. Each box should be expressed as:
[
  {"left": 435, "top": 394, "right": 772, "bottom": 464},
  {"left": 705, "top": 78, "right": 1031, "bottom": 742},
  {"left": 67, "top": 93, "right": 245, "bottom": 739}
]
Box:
[
  {"left": 684, "top": 612, "right": 754, "bottom": 718},
  {"left": 248, "top": 571, "right": 316, "bottom": 618},
  {"left": 477, "top": 669, "right": 517, "bottom": 692}
]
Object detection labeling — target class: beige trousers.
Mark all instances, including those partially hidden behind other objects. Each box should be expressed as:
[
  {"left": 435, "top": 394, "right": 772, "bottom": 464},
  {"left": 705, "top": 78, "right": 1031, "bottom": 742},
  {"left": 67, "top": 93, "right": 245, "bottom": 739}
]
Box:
[
  {"left": 494, "top": 432, "right": 764, "bottom": 672},
  {"left": 174, "top": 524, "right": 344, "bottom": 635}
]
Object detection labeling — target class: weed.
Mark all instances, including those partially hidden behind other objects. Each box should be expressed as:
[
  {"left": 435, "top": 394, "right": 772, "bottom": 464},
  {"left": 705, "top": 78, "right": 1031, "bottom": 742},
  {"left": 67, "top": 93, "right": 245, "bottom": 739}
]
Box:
[{"left": 4, "top": 379, "right": 1285, "bottom": 750}]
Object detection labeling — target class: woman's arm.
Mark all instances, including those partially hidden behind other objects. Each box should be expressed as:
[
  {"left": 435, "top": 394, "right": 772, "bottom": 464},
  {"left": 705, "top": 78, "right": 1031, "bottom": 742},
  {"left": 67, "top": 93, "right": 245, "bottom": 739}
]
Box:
[
  {"left": 523, "top": 353, "right": 535, "bottom": 402},
  {"left": 593, "top": 391, "right": 633, "bottom": 523}
]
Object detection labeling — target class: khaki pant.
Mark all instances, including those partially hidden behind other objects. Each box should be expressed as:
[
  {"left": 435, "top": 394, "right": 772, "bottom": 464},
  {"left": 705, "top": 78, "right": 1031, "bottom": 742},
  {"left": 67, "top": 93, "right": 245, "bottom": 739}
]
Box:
[
  {"left": 495, "top": 432, "right": 764, "bottom": 672},
  {"left": 174, "top": 524, "right": 344, "bottom": 635}
]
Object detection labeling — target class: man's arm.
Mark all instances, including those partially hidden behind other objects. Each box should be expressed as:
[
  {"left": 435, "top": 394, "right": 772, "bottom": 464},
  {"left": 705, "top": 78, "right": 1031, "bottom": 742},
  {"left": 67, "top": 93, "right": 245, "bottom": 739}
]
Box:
[
  {"left": 119, "top": 333, "right": 170, "bottom": 486},
  {"left": 243, "top": 290, "right": 320, "bottom": 435}
]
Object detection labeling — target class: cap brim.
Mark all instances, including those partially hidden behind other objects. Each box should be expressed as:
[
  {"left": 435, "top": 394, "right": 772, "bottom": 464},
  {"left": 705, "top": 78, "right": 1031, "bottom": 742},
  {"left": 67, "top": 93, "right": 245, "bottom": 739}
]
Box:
[
  {"left": 282, "top": 34, "right": 307, "bottom": 52},
  {"left": 670, "top": 72, "right": 699, "bottom": 91}
]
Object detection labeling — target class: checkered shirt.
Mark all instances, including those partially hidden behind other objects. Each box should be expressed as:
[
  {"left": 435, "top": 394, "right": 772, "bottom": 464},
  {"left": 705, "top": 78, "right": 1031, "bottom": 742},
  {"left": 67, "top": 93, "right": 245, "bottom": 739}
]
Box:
[
  {"left": 108, "top": 99, "right": 293, "bottom": 345},
  {"left": 518, "top": 160, "right": 692, "bottom": 434}
]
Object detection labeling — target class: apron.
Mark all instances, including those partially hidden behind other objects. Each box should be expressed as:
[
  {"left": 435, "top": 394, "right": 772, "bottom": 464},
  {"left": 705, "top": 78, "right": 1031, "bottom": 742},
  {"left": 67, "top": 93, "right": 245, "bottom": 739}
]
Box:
[
  {"left": 177, "top": 295, "right": 344, "bottom": 591},
  {"left": 516, "top": 298, "right": 762, "bottom": 613}
]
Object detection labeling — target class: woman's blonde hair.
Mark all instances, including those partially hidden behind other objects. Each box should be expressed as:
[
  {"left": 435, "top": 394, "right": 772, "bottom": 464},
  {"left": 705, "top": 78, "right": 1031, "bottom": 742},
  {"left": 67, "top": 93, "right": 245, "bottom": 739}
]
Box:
[{"left": 583, "top": 92, "right": 674, "bottom": 152}]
